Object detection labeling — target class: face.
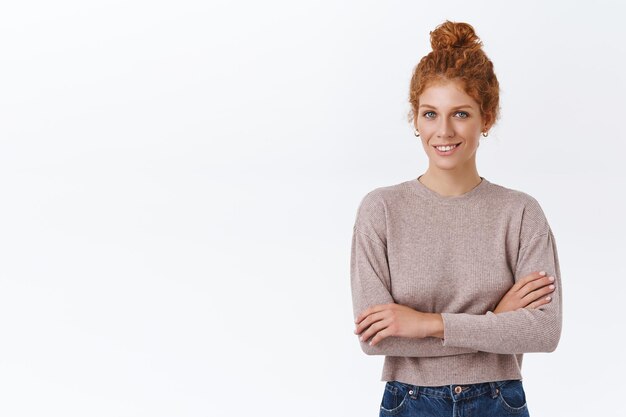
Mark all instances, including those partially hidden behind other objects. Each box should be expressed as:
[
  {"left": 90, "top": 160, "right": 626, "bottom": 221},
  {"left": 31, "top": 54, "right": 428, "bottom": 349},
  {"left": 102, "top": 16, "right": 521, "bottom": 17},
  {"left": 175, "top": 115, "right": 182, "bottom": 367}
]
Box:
[{"left": 414, "top": 79, "right": 487, "bottom": 173}]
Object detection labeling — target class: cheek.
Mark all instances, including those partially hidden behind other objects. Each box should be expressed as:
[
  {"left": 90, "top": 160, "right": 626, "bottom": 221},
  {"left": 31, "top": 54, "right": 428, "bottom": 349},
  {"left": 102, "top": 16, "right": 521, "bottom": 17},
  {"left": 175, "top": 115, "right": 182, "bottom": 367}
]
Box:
[{"left": 462, "top": 123, "right": 483, "bottom": 136}]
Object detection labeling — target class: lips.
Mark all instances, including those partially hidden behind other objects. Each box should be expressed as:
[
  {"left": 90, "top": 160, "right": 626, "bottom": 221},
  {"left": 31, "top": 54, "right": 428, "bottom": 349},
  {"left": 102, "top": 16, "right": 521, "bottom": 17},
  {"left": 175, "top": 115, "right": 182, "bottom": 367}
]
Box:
[
  {"left": 433, "top": 142, "right": 462, "bottom": 156},
  {"left": 432, "top": 142, "right": 461, "bottom": 148}
]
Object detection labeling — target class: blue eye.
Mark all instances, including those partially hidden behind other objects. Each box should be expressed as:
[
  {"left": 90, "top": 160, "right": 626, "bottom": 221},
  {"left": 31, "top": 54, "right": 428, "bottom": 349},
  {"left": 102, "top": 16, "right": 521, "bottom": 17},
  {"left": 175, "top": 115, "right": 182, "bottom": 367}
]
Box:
[{"left": 423, "top": 111, "right": 469, "bottom": 119}]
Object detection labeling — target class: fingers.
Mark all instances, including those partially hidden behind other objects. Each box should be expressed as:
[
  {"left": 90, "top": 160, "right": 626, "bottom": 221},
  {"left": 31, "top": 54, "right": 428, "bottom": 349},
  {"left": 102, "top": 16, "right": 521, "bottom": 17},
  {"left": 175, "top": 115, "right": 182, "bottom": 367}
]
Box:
[
  {"left": 519, "top": 276, "right": 554, "bottom": 294},
  {"left": 368, "top": 328, "right": 388, "bottom": 346},
  {"left": 512, "top": 271, "right": 548, "bottom": 292},
  {"left": 355, "top": 303, "right": 388, "bottom": 325},
  {"left": 354, "top": 309, "right": 386, "bottom": 336},
  {"left": 358, "top": 318, "right": 389, "bottom": 345},
  {"left": 522, "top": 281, "right": 555, "bottom": 304},
  {"left": 525, "top": 294, "right": 552, "bottom": 309},
  {"left": 354, "top": 305, "right": 393, "bottom": 346}
]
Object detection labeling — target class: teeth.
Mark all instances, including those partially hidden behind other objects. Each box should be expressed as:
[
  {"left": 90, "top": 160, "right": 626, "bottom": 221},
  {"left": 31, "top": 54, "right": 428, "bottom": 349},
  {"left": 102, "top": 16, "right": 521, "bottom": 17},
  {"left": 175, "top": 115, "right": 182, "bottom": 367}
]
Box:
[{"left": 436, "top": 144, "right": 458, "bottom": 152}]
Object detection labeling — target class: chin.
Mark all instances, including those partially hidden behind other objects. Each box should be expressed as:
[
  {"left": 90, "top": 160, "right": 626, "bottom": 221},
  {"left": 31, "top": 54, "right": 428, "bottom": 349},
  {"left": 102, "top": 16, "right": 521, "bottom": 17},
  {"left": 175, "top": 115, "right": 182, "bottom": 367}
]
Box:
[{"left": 433, "top": 163, "right": 461, "bottom": 171}]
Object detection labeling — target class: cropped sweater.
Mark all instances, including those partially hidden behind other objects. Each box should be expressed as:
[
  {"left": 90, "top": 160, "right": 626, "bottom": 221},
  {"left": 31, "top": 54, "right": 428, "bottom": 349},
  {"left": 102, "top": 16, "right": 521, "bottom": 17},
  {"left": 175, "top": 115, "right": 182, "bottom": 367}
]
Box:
[{"left": 350, "top": 176, "right": 563, "bottom": 386}]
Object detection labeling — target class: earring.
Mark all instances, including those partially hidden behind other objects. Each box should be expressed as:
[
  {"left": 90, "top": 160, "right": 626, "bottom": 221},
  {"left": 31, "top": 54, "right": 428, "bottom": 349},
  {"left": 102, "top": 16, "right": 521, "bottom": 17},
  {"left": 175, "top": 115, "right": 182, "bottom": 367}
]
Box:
[
  {"left": 414, "top": 130, "right": 420, "bottom": 137},
  {"left": 482, "top": 131, "right": 489, "bottom": 137}
]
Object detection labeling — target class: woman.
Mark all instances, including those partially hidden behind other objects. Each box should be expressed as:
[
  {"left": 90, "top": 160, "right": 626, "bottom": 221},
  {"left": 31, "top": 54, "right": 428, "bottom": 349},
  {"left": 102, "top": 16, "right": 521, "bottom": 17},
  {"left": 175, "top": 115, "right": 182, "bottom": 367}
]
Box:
[{"left": 350, "top": 21, "right": 562, "bottom": 417}]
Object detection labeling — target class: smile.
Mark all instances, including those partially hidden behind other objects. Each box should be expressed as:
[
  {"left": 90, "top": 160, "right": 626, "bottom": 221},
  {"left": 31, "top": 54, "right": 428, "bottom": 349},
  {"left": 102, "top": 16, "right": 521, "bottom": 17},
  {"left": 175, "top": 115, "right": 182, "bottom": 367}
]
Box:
[
  {"left": 433, "top": 142, "right": 461, "bottom": 155},
  {"left": 434, "top": 143, "right": 460, "bottom": 151}
]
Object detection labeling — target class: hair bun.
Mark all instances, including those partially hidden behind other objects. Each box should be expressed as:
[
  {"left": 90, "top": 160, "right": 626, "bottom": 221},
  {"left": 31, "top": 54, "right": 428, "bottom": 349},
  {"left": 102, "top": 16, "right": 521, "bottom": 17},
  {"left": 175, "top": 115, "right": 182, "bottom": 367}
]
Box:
[{"left": 429, "top": 20, "right": 483, "bottom": 51}]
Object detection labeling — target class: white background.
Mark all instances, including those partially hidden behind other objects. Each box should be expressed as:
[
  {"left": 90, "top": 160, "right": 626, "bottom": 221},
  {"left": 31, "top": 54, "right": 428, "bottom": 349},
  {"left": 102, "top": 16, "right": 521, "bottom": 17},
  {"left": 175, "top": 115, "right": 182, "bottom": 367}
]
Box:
[{"left": 1, "top": 1, "right": 624, "bottom": 416}]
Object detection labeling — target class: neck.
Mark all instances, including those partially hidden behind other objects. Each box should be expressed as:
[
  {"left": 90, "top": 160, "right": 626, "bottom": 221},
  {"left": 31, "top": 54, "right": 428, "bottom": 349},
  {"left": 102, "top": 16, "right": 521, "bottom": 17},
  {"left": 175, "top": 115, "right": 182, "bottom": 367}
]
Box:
[{"left": 418, "top": 168, "right": 482, "bottom": 197}]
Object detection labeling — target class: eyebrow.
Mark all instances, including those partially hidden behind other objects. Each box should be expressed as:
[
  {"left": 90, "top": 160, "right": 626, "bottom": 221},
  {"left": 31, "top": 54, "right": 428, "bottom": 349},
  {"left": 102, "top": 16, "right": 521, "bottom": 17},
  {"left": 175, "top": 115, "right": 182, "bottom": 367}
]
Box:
[{"left": 419, "top": 104, "right": 474, "bottom": 110}]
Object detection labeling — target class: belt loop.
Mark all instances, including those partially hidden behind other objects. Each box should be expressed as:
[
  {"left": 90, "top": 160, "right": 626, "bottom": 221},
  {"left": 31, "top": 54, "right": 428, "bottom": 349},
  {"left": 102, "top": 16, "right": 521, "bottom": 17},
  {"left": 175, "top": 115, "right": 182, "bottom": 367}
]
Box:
[{"left": 489, "top": 381, "right": 500, "bottom": 399}]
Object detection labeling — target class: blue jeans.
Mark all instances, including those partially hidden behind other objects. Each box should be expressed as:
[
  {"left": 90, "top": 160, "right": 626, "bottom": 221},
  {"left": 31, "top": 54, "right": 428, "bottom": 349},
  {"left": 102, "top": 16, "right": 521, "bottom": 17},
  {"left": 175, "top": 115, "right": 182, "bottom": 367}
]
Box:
[{"left": 379, "top": 379, "right": 530, "bottom": 417}]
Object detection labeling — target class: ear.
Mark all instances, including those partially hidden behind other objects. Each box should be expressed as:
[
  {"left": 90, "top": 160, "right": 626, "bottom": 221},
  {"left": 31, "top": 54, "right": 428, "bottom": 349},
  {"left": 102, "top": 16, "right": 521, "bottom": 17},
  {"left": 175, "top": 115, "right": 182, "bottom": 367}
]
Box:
[{"left": 483, "top": 112, "right": 495, "bottom": 132}]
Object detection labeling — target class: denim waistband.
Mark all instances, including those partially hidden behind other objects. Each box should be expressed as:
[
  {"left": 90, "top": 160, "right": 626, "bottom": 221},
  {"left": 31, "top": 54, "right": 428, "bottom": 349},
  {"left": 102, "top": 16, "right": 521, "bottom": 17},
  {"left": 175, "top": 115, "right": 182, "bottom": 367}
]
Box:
[{"left": 394, "top": 379, "right": 516, "bottom": 403}]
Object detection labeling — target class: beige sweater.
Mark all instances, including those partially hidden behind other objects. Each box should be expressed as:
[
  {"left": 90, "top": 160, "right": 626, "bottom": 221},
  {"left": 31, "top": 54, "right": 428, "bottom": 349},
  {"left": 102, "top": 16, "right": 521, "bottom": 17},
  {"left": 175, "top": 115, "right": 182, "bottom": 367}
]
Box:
[{"left": 350, "top": 176, "right": 562, "bottom": 386}]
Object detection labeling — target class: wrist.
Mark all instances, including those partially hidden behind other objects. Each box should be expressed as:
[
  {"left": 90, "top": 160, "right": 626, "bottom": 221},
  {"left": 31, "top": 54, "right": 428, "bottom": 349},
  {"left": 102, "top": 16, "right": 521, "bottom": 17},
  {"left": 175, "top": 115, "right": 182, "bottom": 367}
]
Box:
[{"left": 429, "top": 313, "right": 445, "bottom": 339}]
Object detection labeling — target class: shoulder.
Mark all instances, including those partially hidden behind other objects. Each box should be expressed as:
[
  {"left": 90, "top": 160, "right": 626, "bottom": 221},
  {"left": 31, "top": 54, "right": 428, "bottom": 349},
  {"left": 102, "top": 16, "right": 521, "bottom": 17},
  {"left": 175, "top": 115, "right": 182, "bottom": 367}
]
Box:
[
  {"left": 352, "top": 180, "right": 412, "bottom": 242},
  {"left": 486, "top": 180, "right": 546, "bottom": 213},
  {"left": 354, "top": 180, "right": 412, "bottom": 218},
  {"left": 485, "top": 180, "right": 551, "bottom": 238},
  {"left": 485, "top": 181, "right": 544, "bottom": 210}
]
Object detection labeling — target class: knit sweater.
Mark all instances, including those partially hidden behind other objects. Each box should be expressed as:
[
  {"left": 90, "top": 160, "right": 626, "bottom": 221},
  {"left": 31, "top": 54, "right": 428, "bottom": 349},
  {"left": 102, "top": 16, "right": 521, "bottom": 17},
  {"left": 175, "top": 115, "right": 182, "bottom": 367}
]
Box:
[{"left": 350, "top": 176, "right": 562, "bottom": 386}]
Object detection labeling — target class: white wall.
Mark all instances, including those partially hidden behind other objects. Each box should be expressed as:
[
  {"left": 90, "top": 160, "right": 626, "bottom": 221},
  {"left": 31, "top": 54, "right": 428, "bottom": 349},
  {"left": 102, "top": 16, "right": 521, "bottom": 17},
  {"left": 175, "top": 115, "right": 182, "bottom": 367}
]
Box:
[{"left": 0, "top": 1, "right": 624, "bottom": 416}]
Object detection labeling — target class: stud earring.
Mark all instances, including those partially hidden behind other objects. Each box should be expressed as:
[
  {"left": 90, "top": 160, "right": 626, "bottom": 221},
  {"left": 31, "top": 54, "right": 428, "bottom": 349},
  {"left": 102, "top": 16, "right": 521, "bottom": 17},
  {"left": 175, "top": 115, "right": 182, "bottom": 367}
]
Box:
[
  {"left": 414, "top": 130, "right": 420, "bottom": 137},
  {"left": 482, "top": 131, "right": 489, "bottom": 137}
]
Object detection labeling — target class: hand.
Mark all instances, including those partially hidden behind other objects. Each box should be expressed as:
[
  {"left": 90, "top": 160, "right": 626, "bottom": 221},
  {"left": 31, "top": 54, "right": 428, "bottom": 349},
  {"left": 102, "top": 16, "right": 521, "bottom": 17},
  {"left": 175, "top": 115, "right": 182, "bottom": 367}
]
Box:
[
  {"left": 493, "top": 271, "right": 556, "bottom": 314},
  {"left": 353, "top": 303, "right": 441, "bottom": 346}
]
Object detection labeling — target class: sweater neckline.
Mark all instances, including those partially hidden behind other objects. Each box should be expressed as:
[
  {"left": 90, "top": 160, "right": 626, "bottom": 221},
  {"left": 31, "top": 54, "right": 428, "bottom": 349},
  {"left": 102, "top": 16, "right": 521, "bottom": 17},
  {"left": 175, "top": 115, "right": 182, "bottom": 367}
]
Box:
[{"left": 409, "top": 175, "right": 490, "bottom": 203}]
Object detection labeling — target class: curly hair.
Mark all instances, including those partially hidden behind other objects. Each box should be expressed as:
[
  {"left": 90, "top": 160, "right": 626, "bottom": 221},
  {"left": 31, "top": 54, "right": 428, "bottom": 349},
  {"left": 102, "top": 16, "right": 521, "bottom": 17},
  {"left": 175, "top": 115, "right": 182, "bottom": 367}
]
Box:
[{"left": 408, "top": 20, "right": 500, "bottom": 131}]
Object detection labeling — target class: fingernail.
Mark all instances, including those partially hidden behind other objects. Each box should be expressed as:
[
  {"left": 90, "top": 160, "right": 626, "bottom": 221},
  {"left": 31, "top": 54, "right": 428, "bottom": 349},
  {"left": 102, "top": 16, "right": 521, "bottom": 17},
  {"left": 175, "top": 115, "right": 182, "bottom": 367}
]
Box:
[
  {"left": 546, "top": 296, "right": 552, "bottom": 301},
  {"left": 539, "top": 271, "right": 546, "bottom": 276},
  {"left": 548, "top": 276, "right": 555, "bottom": 281},
  {"left": 360, "top": 336, "right": 364, "bottom": 341}
]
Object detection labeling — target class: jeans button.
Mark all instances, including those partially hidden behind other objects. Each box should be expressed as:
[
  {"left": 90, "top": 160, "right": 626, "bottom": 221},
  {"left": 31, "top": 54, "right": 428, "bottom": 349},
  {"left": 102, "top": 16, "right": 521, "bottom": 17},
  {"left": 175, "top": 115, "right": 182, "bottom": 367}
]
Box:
[{"left": 454, "top": 386, "right": 463, "bottom": 394}]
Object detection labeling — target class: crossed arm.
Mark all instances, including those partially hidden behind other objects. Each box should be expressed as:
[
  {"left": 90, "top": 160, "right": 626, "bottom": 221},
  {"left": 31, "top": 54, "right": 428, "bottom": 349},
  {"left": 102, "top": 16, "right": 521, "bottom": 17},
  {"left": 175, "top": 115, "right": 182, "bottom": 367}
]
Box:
[{"left": 350, "top": 226, "right": 562, "bottom": 356}]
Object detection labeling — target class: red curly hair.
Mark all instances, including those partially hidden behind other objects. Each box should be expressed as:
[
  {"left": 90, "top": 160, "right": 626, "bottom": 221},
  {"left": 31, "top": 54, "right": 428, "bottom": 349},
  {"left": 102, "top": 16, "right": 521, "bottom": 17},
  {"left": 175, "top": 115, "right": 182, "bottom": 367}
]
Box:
[{"left": 409, "top": 20, "right": 500, "bottom": 132}]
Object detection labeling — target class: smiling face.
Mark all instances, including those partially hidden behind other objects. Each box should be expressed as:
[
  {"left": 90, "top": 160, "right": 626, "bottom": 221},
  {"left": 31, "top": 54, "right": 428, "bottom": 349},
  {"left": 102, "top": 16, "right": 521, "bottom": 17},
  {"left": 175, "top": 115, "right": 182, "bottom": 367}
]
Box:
[{"left": 414, "top": 79, "right": 488, "bottom": 174}]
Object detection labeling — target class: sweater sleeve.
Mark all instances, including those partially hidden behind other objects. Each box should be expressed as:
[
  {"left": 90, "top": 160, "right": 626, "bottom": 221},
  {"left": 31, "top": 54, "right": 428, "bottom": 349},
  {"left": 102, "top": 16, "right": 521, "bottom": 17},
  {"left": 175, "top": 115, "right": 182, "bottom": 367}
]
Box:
[
  {"left": 350, "top": 192, "right": 479, "bottom": 357},
  {"left": 440, "top": 199, "right": 563, "bottom": 354}
]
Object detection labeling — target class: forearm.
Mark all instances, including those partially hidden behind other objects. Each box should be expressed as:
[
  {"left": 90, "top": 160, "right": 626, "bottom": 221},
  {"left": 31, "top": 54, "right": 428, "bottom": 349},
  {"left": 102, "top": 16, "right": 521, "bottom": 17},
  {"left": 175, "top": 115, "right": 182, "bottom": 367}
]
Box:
[
  {"left": 358, "top": 335, "right": 476, "bottom": 357},
  {"left": 441, "top": 230, "right": 563, "bottom": 354},
  {"left": 357, "top": 313, "right": 476, "bottom": 357},
  {"left": 352, "top": 227, "right": 478, "bottom": 357},
  {"left": 441, "top": 308, "right": 561, "bottom": 353}
]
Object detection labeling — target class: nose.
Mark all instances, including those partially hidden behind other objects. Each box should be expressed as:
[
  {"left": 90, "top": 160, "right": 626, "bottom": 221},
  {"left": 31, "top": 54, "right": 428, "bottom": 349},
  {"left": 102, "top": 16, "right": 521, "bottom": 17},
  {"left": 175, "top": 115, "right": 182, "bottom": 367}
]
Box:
[{"left": 437, "top": 118, "right": 454, "bottom": 138}]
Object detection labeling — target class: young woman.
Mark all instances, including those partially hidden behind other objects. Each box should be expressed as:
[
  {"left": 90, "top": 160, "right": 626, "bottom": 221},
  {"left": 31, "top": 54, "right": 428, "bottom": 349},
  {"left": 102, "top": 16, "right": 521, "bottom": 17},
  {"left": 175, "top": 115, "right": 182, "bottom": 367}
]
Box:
[{"left": 350, "top": 21, "right": 562, "bottom": 417}]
